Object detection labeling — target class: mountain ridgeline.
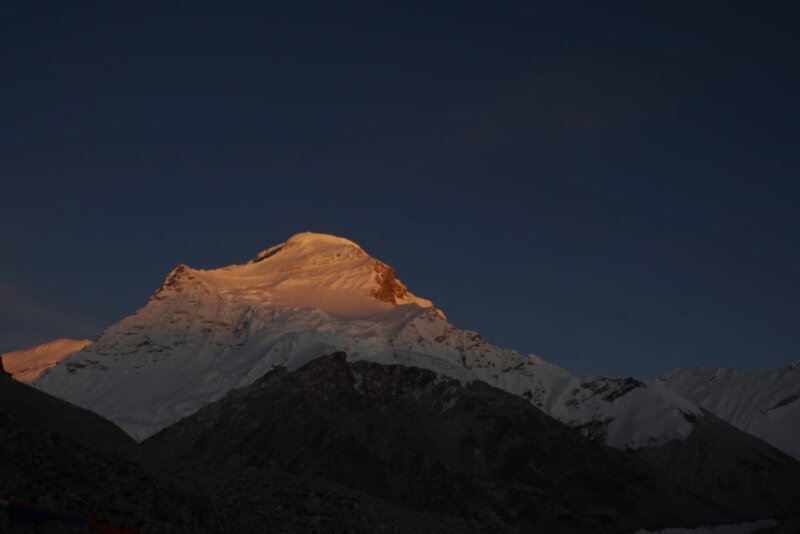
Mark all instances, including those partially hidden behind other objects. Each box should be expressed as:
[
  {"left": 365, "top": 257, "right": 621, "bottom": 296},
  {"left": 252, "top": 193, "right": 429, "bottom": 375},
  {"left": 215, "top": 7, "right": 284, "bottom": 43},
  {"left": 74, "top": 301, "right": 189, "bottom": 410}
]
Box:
[
  {"left": 3, "top": 232, "right": 798, "bottom": 532},
  {"left": 658, "top": 364, "right": 800, "bottom": 460},
  {"left": 31, "top": 232, "right": 698, "bottom": 446}
]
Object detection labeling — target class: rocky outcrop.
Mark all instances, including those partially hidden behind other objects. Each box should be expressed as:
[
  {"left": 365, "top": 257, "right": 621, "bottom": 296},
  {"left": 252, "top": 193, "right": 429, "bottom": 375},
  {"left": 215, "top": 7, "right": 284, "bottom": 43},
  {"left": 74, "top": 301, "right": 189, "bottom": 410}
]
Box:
[
  {"left": 371, "top": 261, "right": 411, "bottom": 304},
  {"left": 150, "top": 263, "right": 208, "bottom": 301}
]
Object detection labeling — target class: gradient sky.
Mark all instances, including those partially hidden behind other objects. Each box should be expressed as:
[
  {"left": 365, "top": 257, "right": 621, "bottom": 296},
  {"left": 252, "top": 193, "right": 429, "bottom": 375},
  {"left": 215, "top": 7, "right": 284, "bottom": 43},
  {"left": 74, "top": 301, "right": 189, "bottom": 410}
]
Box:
[{"left": 1, "top": 2, "right": 798, "bottom": 378}]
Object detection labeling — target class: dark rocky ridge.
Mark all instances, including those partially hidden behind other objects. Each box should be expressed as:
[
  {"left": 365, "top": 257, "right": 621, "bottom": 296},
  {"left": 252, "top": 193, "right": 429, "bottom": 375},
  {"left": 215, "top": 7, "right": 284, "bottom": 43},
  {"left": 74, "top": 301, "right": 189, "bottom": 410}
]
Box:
[
  {"left": 0, "top": 356, "right": 135, "bottom": 457},
  {"left": 0, "top": 358, "right": 494, "bottom": 533},
  {"left": 5, "top": 353, "right": 800, "bottom": 533},
  {"left": 143, "top": 353, "right": 721, "bottom": 533}
]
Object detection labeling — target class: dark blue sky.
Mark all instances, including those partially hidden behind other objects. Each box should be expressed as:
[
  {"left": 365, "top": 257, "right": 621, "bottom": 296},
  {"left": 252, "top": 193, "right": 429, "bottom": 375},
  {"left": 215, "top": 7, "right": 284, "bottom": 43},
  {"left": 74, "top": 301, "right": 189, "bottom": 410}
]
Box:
[{"left": 1, "top": 2, "right": 798, "bottom": 378}]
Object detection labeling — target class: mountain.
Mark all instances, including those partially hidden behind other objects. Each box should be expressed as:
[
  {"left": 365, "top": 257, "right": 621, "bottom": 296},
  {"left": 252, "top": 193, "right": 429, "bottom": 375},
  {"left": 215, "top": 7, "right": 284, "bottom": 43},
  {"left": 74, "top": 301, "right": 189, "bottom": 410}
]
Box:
[
  {"left": 0, "top": 356, "right": 491, "bottom": 533},
  {"left": 33, "top": 232, "right": 701, "bottom": 448},
  {"left": 0, "top": 350, "right": 133, "bottom": 456},
  {"left": 1, "top": 338, "right": 92, "bottom": 383},
  {"left": 6, "top": 350, "right": 799, "bottom": 533},
  {"left": 633, "top": 408, "right": 800, "bottom": 525},
  {"left": 0, "top": 353, "right": 156, "bottom": 532},
  {"left": 658, "top": 363, "right": 800, "bottom": 459},
  {"left": 15, "top": 232, "right": 800, "bottom": 530},
  {"left": 143, "top": 352, "right": 723, "bottom": 533}
]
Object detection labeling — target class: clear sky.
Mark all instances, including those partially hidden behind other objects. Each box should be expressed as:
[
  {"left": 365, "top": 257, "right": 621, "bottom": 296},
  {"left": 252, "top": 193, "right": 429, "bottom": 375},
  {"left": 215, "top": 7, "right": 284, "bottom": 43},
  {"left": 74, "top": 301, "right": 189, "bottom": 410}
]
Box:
[{"left": 1, "top": 1, "right": 798, "bottom": 378}]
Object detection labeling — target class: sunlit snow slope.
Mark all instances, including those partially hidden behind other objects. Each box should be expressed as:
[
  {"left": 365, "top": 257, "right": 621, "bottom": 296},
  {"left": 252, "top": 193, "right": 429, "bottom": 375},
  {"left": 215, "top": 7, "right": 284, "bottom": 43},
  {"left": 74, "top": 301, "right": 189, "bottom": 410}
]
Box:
[
  {"left": 1, "top": 338, "right": 92, "bottom": 383},
  {"left": 659, "top": 364, "right": 800, "bottom": 459},
  {"left": 34, "top": 232, "right": 700, "bottom": 445}
]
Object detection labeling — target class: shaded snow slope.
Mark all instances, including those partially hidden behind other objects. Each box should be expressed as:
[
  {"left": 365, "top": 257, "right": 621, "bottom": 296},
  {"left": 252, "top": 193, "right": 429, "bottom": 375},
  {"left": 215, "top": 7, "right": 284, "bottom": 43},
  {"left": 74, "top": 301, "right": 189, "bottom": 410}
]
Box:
[
  {"left": 658, "top": 364, "right": 800, "bottom": 459},
  {"left": 34, "top": 232, "right": 700, "bottom": 445},
  {"left": 1, "top": 338, "right": 92, "bottom": 383}
]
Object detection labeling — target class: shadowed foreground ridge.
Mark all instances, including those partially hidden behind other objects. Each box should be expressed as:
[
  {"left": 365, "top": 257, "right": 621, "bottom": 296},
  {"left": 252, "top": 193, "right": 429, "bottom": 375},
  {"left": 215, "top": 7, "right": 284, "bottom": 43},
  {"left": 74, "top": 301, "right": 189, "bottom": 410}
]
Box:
[
  {"left": 0, "top": 358, "right": 497, "bottom": 533},
  {"left": 144, "top": 353, "right": 720, "bottom": 533},
  {"left": 5, "top": 352, "right": 800, "bottom": 532}
]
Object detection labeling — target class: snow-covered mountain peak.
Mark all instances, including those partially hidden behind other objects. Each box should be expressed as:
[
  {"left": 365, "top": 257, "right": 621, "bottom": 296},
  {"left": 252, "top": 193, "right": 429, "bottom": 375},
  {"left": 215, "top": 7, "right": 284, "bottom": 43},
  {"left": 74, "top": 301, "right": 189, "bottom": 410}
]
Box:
[
  {"left": 150, "top": 232, "right": 432, "bottom": 319},
  {"left": 32, "top": 232, "right": 703, "bottom": 448},
  {"left": 249, "top": 232, "right": 365, "bottom": 264}
]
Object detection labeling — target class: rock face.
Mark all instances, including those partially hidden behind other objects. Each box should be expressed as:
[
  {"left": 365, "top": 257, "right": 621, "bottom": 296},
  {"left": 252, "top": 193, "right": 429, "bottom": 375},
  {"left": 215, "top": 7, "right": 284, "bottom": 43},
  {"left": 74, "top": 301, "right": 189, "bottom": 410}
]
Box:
[
  {"left": 144, "top": 353, "right": 729, "bottom": 533},
  {"left": 32, "top": 232, "right": 701, "bottom": 449},
  {"left": 658, "top": 364, "right": 800, "bottom": 459},
  {"left": 371, "top": 261, "right": 413, "bottom": 304}
]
